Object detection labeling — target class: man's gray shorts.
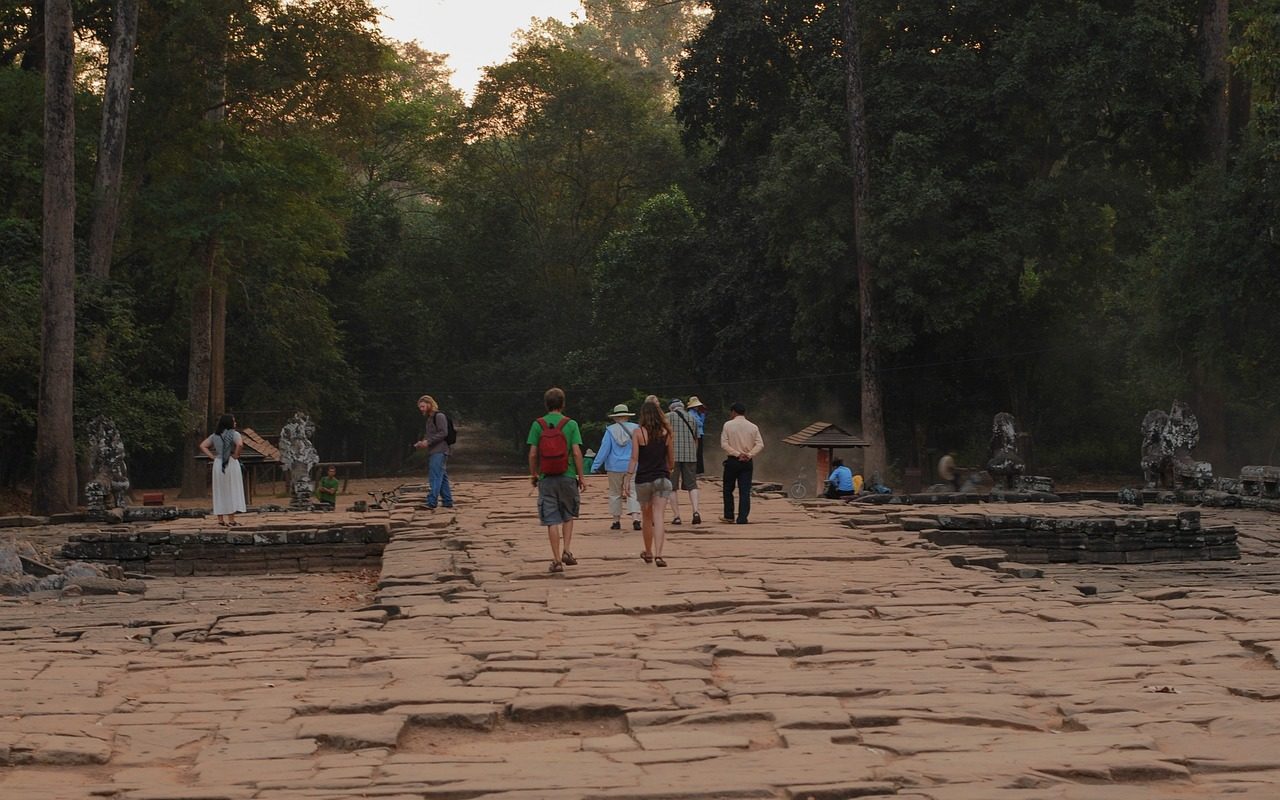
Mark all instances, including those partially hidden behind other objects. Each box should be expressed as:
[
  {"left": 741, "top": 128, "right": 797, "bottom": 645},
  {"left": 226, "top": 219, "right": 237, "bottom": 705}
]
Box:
[
  {"left": 538, "top": 475, "right": 580, "bottom": 526},
  {"left": 635, "top": 477, "right": 673, "bottom": 504},
  {"left": 672, "top": 462, "right": 697, "bottom": 491}
]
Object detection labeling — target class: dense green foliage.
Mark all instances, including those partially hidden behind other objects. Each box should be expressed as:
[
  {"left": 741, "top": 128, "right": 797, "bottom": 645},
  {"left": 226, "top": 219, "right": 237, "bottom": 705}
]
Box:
[{"left": 2, "top": 0, "right": 1278, "bottom": 493}]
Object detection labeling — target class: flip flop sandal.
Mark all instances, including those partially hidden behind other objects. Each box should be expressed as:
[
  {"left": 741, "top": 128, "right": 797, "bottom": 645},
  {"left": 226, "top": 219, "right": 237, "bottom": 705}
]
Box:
[
  {"left": 640, "top": 551, "right": 653, "bottom": 563},
  {"left": 654, "top": 557, "right": 667, "bottom": 567}
]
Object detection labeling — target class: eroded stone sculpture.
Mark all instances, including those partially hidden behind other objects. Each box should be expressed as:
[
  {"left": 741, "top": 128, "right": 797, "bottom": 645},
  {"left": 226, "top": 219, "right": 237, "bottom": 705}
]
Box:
[
  {"left": 1240, "top": 465, "right": 1280, "bottom": 499},
  {"left": 1141, "top": 401, "right": 1213, "bottom": 489},
  {"left": 986, "top": 412, "right": 1025, "bottom": 490},
  {"left": 1140, "top": 409, "right": 1170, "bottom": 489},
  {"left": 85, "top": 416, "right": 130, "bottom": 515},
  {"left": 279, "top": 412, "right": 319, "bottom": 506}
]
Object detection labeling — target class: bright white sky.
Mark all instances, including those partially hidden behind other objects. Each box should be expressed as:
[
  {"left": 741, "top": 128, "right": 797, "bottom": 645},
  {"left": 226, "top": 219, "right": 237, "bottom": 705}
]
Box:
[{"left": 375, "top": 1, "right": 585, "bottom": 99}]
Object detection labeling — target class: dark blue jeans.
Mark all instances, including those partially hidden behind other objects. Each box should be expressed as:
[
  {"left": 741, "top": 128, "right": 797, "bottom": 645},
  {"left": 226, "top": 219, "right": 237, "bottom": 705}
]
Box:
[
  {"left": 427, "top": 452, "right": 453, "bottom": 508},
  {"left": 722, "top": 458, "right": 753, "bottom": 522}
]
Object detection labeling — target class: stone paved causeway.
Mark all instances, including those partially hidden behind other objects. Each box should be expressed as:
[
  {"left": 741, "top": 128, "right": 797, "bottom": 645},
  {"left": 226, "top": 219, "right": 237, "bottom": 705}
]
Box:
[{"left": 3, "top": 478, "right": 1280, "bottom": 799}]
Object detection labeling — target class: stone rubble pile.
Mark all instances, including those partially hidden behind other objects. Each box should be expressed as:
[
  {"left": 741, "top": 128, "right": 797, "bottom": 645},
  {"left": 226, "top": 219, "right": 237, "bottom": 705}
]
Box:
[{"left": 0, "top": 538, "right": 146, "bottom": 596}]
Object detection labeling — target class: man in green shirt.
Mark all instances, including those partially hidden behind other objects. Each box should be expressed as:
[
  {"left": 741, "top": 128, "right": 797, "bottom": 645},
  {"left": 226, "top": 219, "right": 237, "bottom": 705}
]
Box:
[
  {"left": 316, "top": 465, "right": 340, "bottom": 507},
  {"left": 527, "top": 387, "right": 587, "bottom": 574}
]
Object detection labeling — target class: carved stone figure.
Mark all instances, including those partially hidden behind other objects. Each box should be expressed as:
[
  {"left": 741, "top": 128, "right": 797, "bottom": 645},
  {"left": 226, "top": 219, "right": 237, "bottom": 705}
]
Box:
[
  {"left": 278, "top": 412, "right": 320, "bottom": 505},
  {"left": 1240, "top": 466, "right": 1280, "bottom": 499},
  {"left": 986, "top": 412, "right": 1025, "bottom": 490},
  {"left": 85, "top": 416, "right": 130, "bottom": 513},
  {"left": 1140, "top": 409, "right": 1171, "bottom": 489},
  {"left": 1141, "top": 402, "right": 1213, "bottom": 489}
]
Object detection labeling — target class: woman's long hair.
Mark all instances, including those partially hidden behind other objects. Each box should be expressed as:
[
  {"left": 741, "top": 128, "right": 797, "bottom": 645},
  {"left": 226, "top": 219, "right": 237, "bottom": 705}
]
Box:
[
  {"left": 637, "top": 397, "right": 670, "bottom": 444},
  {"left": 215, "top": 414, "right": 235, "bottom": 435}
]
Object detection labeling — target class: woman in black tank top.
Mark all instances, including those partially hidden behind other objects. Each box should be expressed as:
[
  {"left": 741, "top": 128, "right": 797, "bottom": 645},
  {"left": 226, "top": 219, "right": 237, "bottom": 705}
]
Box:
[{"left": 624, "top": 397, "right": 675, "bottom": 566}]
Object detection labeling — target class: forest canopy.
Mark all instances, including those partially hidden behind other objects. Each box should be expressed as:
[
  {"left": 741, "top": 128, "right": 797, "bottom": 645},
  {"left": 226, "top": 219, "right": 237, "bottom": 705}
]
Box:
[{"left": 3, "top": 0, "right": 1279, "bottom": 507}]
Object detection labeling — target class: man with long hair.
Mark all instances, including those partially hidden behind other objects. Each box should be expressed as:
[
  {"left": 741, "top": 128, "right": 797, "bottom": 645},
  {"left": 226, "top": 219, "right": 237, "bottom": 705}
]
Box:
[{"left": 414, "top": 395, "right": 453, "bottom": 510}]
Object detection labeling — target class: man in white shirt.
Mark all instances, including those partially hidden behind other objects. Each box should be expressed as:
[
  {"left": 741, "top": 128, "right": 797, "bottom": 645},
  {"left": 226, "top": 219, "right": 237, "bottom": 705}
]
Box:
[{"left": 719, "top": 402, "right": 764, "bottom": 524}]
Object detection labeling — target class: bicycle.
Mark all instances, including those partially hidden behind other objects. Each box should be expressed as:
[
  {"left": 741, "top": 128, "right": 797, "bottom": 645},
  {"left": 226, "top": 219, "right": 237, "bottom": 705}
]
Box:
[
  {"left": 789, "top": 469, "right": 810, "bottom": 499},
  {"left": 366, "top": 483, "right": 407, "bottom": 510}
]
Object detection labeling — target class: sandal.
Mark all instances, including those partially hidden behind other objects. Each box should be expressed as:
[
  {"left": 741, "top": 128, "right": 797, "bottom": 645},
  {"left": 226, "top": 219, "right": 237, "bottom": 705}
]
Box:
[
  {"left": 561, "top": 551, "right": 578, "bottom": 566},
  {"left": 671, "top": 517, "right": 683, "bottom": 526},
  {"left": 654, "top": 557, "right": 667, "bottom": 567},
  {"left": 640, "top": 551, "right": 653, "bottom": 563},
  {"left": 549, "top": 561, "right": 564, "bottom": 573}
]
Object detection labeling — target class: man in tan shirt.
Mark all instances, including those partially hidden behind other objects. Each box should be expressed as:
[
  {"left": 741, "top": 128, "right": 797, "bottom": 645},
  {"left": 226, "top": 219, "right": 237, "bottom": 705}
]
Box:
[{"left": 720, "top": 402, "right": 764, "bottom": 523}]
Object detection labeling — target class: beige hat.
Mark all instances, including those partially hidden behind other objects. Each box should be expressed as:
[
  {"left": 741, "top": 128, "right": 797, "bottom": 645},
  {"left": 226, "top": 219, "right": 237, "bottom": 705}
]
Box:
[
  {"left": 687, "top": 396, "right": 706, "bottom": 409},
  {"left": 608, "top": 403, "right": 635, "bottom": 418}
]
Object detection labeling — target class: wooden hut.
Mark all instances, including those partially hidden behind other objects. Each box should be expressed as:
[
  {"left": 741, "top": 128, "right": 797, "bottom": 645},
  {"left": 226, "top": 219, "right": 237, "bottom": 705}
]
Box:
[{"left": 783, "top": 422, "right": 869, "bottom": 493}]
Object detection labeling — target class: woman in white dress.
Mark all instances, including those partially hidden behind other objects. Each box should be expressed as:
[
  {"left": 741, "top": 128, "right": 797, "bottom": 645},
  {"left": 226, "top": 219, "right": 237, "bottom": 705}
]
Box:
[{"left": 199, "top": 414, "right": 247, "bottom": 526}]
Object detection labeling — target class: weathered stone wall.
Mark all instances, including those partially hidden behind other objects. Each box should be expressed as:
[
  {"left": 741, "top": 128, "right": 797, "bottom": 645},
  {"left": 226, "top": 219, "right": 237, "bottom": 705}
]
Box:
[
  {"left": 60, "top": 522, "right": 391, "bottom": 576},
  {"left": 900, "top": 510, "right": 1238, "bottom": 564}
]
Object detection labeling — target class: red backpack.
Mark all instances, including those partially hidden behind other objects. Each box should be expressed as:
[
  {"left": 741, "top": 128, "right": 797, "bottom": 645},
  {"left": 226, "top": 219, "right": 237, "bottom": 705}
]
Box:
[{"left": 536, "top": 416, "right": 571, "bottom": 476}]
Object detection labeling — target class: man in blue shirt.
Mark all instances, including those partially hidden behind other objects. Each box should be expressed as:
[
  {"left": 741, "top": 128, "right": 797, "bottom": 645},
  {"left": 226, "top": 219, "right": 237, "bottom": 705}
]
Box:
[
  {"left": 687, "top": 396, "right": 707, "bottom": 474},
  {"left": 591, "top": 403, "right": 642, "bottom": 531},
  {"left": 825, "top": 458, "right": 857, "bottom": 499}
]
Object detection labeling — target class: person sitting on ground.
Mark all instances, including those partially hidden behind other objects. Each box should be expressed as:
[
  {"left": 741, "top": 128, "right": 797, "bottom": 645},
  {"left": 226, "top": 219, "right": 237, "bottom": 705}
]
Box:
[
  {"left": 316, "top": 465, "right": 340, "bottom": 507},
  {"left": 824, "top": 458, "right": 857, "bottom": 499}
]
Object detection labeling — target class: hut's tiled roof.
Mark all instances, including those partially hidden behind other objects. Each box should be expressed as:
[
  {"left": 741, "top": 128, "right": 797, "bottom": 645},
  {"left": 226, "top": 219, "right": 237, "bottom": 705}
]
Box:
[{"left": 782, "top": 421, "right": 869, "bottom": 448}]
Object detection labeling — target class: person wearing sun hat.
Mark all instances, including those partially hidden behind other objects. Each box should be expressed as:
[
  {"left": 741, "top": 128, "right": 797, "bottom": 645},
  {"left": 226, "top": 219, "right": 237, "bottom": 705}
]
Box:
[
  {"left": 666, "top": 398, "right": 702, "bottom": 525},
  {"left": 590, "top": 402, "right": 643, "bottom": 531},
  {"left": 687, "top": 395, "right": 707, "bottom": 474}
]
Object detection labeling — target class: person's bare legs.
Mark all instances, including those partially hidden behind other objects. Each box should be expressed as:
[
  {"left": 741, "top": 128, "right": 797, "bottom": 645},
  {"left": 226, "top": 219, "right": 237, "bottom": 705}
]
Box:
[
  {"left": 546, "top": 524, "right": 562, "bottom": 563},
  {"left": 688, "top": 489, "right": 700, "bottom": 519},
  {"left": 640, "top": 503, "right": 654, "bottom": 557},
  {"left": 652, "top": 495, "right": 668, "bottom": 558},
  {"left": 562, "top": 518, "right": 574, "bottom": 557},
  {"left": 668, "top": 490, "right": 681, "bottom": 522}
]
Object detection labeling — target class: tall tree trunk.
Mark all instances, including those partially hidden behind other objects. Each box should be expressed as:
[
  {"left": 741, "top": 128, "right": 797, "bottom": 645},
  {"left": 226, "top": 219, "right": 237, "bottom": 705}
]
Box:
[
  {"left": 840, "top": 0, "right": 886, "bottom": 477},
  {"left": 178, "top": 47, "right": 228, "bottom": 499},
  {"left": 1199, "top": 0, "right": 1230, "bottom": 163},
  {"left": 34, "top": 0, "right": 77, "bottom": 515},
  {"left": 21, "top": 1, "right": 45, "bottom": 72},
  {"left": 87, "top": 0, "right": 140, "bottom": 281},
  {"left": 179, "top": 245, "right": 214, "bottom": 499},
  {"left": 1192, "top": 0, "right": 1230, "bottom": 466},
  {"left": 211, "top": 282, "right": 226, "bottom": 418},
  {"left": 1228, "top": 64, "right": 1251, "bottom": 144}
]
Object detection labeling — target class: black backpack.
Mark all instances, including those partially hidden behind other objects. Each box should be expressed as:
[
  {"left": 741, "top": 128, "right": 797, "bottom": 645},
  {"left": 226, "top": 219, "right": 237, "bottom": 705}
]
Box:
[{"left": 440, "top": 411, "right": 458, "bottom": 446}]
